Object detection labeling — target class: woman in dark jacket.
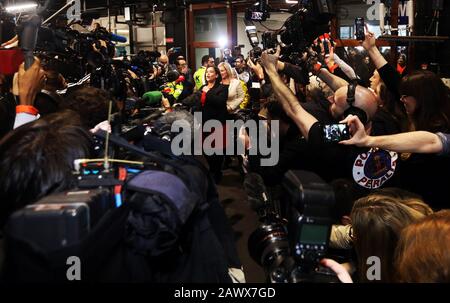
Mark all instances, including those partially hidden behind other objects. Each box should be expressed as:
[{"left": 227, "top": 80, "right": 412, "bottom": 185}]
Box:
[
  {"left": 200, "top": 66, "right": 228, "bottom": 183},
  {"left": 184, "top": 66, "right": 228, "bottom": 183},
  {"left": 200, "top": 66, "right": 229, "bottom": 124}
]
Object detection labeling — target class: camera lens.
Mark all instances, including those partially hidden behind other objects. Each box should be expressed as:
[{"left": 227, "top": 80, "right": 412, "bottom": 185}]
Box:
[{"left": 248, "top": 222, "right": 289, "bottom": 270}]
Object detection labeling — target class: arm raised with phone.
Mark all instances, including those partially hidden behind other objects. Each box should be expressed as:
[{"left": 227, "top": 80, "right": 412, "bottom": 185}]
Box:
[{"left": 340, "top": 114, "right": 448, "bottom": 154}]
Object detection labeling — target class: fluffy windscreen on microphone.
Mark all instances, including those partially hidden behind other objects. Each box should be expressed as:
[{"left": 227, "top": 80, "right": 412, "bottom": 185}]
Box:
[
  {"left": 166, "top": 70, "right": 179, "bottom": 82},
  {"left": 19, "top": 14, "right": 42, "bottom": 69},
  {"left": 109, "top": 33, "right": 127, "bottom": 43},
  {"left": 243, "top": 173, "right": 270, "bottom": 212}
]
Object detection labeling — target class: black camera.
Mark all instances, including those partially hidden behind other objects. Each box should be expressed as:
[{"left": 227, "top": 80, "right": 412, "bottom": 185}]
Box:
[
  {"left": 248, "top": 170, "right": 337, "bottom": 283},
  {"left": 3, "top": 159, "right": 142, "bottom": 253},
  {"left": 249, "top": 46, "right": 263, "bottom": 63},
  {"left": 261, "top": 31, "right": 278, "bottom": 50},
  {"left": 252, "top": 5, "right": 333, "bottom": 85},
  {"left": 5, "top": 188, "right": 115, "bottom": 252},
  {"left": 245, "top": 1, "right": 270, "bottom": 22}
]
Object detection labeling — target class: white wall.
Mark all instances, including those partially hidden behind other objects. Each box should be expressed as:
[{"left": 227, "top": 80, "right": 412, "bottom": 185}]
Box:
[
  {"left": 194, "top": 11, "right": 227, "bottom": 42},
  {"left": 96, "top": 12, "right": 166, "bottom": 55}
]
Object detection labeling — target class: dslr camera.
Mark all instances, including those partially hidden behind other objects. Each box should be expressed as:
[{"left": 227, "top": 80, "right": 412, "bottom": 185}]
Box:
[{"left": 248, "top": 170, "right": 338, "bottom": 283}]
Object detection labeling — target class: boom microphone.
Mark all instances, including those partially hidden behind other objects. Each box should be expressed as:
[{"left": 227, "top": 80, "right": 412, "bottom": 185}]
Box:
[
  {"left": 19, "top": 15, "right": 42, "bottom": 70},
  {"left": 109, "top": 33, "right": 127, "bottom": 43}
]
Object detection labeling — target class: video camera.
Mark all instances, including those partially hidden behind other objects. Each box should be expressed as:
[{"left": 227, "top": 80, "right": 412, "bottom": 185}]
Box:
[
  {"left": 5, "top": 158, "right": 142, "bottom": 252},
  {"left": 245, "top": 1, "right": 270, "bottom": 22},
  {"left": 247, "top": 170, "right": 338, "bottom": 283},
  {"left": 246, "top": 0, "right": 334, "bottom": 85}
]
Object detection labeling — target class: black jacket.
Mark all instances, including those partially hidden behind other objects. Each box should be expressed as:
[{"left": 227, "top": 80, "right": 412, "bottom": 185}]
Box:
[
  {"left": 200, "top": 83, "right": 229, "bottom": 124},
  {"left": 183, "top": 83, "right": 229, "bottom": 124}
]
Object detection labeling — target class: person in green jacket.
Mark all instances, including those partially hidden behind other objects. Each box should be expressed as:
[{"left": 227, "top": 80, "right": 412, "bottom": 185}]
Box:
[{"left": 193, "top": 55, "right": 214, "bottom": 91}]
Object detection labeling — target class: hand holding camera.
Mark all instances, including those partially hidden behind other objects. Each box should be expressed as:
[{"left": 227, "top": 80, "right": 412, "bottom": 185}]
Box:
[
  {"left": 247, "top": 57, "right": 265, "bottom": 80},
  {"left": 260, "top": 47, "right": 281, "bottom": 75},
  {"left": 18, "top": 57, "right": 45, "bottom": 106}
]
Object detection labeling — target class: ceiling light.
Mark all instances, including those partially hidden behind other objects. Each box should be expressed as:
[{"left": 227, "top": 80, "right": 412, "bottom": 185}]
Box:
[{"left": 5, "top": 2, "right": 38, "bottom": 13}]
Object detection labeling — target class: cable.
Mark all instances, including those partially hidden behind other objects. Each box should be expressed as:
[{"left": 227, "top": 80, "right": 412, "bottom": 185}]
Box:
[{"left": 74, "top": 158, "right": 144, "bottom": 172}]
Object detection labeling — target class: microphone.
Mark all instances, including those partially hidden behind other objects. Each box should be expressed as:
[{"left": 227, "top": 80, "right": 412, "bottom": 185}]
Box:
[
  {"left": 243, "top": 173, "right": 271, "bottom": 216},
  {"left": 19, "top": 15, "right": 42, "bottom": 70},
  {"left": 176, "top": 75, "right": 185, "bottom": 83},
  {"left": 109, "top": 33, "right": 127, "bottom": 43}
]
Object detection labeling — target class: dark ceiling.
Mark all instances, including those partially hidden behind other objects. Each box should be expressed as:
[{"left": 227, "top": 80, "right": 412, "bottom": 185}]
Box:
[
  {"left": 48, "top": 1, "right": 225, "bottom": 14},
  {"left": 2, "top": 0, "right": 285, "bottom": 17},
  {"left": 41, "top": 1, "right": 235, "bottom": 17}
]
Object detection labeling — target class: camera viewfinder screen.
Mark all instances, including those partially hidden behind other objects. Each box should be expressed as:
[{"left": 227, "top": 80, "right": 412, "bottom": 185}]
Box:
[
  {"left": 299, "top": 224, "right": 328, "bottom": 244},
  {"left": 251, "top": 12, "right": 264, "bottom": 21}
]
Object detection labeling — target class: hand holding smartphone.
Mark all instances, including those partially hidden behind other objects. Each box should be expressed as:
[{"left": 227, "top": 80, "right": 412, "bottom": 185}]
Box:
[
  {"left": 322, "top": 124, "right": 351, "bottom": 143},
  {"left": 355, "top": 17, "right": 365, "bottom": 41}
]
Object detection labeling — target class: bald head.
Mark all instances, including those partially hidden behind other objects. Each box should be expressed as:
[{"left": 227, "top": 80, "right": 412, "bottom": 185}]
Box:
[
  {"left": 354, "top": 85, "right": 379, "bottom": 121},
  {"left": 159, "top": 55, "right": 168, "bottom": 65},
  {"left": 330, "top": 85, "right": 379, "bottom": 123}
]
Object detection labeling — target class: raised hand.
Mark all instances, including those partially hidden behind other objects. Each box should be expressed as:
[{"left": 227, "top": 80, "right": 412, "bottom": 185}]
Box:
[
  {"left": 339, "top": 114, "right": 370, "bottom": 147},
  {"left": 18, "top": 57, "right": 45, "bottom": 106},
  {"left": 247, "top": 57, "right": 264, "bottom": 80},
  {"left": 361, "top": 24, "right": 376, "bottom": 50},
  {"left": 260, "top": 47, "right": 280, "bottom": 75}
]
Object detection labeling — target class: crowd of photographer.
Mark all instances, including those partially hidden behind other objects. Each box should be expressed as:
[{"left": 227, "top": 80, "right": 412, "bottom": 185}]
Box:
[
  {"left": 1, "top": 2, "right": 450, "bottom": 284},
  {"left": 0, "top": 12, "right": 253, "bottom": 282},
  {"left": 245, "top": 24, "right": 450, "bottom": 282}
]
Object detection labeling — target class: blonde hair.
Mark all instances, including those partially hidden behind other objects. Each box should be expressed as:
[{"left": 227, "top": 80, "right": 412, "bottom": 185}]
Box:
[{"left": 218, "top": 62, "right": 234, "bottom": 80}]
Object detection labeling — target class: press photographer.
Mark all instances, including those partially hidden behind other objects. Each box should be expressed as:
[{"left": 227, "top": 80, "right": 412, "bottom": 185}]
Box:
[{"left": 245, "top": 0, "right": 335, "bottom": 85}]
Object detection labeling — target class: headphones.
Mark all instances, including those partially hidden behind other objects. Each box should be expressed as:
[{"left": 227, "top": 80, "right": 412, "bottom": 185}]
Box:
[{"left": 343, "top": 80, "right": 368, "bottom": 125}]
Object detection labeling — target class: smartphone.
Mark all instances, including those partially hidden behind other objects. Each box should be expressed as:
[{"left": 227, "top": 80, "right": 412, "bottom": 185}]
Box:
[
  {"left": 320, "top": 35, "right": 330, "bottom": 56},
  {"left": 324, "top": 43, "right": 330, "bottom": 56},
  {"left": 355, "top": 17, "right": 365, "bottom": 41},
  {"left": 322, "top": 124, "right": 350, "bottom": 143},
  {"left": 172, "top": 47, "right": 182, "bottom": 52}
]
